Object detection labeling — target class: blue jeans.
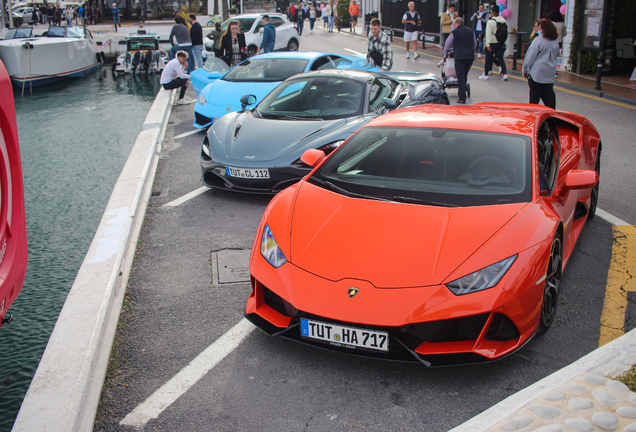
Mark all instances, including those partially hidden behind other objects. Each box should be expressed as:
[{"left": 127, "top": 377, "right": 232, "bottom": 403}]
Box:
[
  {"left": 297, "top": 18, "right": 304, "bottom": 36},
  {"left": 475, "top": 30, "right": 484, "bottom": 54},
  {"left": 113, "top": 14, "right": 120, "bottom": 29},
  {"left": 309, "top": 17, "right": 315, "bottom": 30},
  {"left": 328, "top": 15, "right": 334, "bottom": 31},
  {"left": 192, "top": 45, "right": 203, "bottom": 69}
]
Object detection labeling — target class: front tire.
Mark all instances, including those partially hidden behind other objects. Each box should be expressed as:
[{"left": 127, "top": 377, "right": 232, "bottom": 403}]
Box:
[
  {"left": 539, "top": 233, "right": 562, "bottom": 334},
  {"left": 246, "top": 45, "right": 258, "bottom": 58},
  {"left": 287, "top": 38, "right": 299, "bottom": 51}
]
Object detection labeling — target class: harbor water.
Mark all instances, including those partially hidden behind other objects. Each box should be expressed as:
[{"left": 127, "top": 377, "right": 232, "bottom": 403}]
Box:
[{"left": 0, "top": 67, "right": 161, "bottom": 431}]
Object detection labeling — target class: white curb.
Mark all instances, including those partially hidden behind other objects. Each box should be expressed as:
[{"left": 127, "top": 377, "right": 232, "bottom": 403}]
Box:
[{"left": 12, "top": 88, "right": 175, "bottom": 432}]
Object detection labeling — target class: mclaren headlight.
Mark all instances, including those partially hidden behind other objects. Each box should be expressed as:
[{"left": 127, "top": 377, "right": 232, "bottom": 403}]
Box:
[
  {"left": 260, "top": 224, "right": 287, "bottom": 268},
  {"left": 446, "top": 255, "right": 517, "bottom": 295},
  {"left": 198, "top": 93, "right": 207, "bottom": 106}
]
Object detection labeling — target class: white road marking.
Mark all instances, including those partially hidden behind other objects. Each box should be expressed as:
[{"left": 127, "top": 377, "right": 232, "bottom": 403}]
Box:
[
  {"left": 174, "top": 129, "right": 204, "bottom": 140},
  {"left": 597, "top": 208, "right": 630, "bottom": 226},
  {"left": 163, "top": 186, "right": 208, "bottom": 207},
  {"left": 120, "top": 318, "right": 256, "bottom": 428},
  {"left": 344, "top": 48, "right": 364, "bottom": 56}
]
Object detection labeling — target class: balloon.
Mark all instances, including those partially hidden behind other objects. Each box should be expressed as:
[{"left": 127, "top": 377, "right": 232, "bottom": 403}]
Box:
[
  {"left": 560, "top": 4, "right": 566, "bottom": 14},
  {"left": 561, "top": 0, "right": 566, "bottom": 3},
  {"left": 497, "top": 3, "right": 505, "bottom": 12},
  {"left": 499, "top": 0, "right": 506, "bottom": 3},
  {"left": 501, "top": 8, "right": 511, "bottom": 18}
]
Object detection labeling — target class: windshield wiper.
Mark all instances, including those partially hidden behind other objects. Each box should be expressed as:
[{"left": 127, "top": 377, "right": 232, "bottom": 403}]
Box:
[
  {"left": 311, "top": 179, "right": 387, "bottom": 201},
  {"left": 391, "top": 196, "right": 458, "bottom": 207},
  {"left": 280, "top": 114, "right": 323, "bottom": 121}
]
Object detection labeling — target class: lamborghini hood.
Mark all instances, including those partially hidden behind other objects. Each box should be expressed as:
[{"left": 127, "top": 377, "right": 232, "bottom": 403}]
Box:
[
  {"left": 289, "top": 182, "right": 527, "bottom": 288},
  {"left": 224, "top": 114, "right": 350, "bottom": 161}
]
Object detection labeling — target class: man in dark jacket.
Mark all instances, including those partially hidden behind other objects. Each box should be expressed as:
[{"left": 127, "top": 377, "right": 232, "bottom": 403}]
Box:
[
  {"left": 259, "top": 15, "right": 276, "bottom": 53},
  {"left": 189, "top": 13, "right": 203, "bottom": 69},
  {"left": 443, "top": 17, "right": 477, "bottom": 104}
]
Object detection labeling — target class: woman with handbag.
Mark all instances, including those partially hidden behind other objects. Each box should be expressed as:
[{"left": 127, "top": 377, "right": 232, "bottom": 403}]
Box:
[{"left": 220, "top": 21, "right": 247, "bottom": 68}]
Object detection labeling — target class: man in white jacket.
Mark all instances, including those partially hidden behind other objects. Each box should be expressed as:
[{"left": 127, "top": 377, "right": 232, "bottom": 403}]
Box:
[{"left": 160, "top": 51, "right": 192, "bottom": 105}]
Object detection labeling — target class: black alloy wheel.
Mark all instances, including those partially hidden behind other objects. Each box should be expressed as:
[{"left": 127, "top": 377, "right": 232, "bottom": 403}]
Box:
[
  {"left": 247, "top": 45, "right": 258, "bottom": 58},
  {"left": 287, "top": 39, "right": 299, "bottom": 51},
  {"left": 539, "top": 233, "right": 562, "bottom": 334},
  {"left": 588, "top": 146, "right": 601, "bottom": 221}
]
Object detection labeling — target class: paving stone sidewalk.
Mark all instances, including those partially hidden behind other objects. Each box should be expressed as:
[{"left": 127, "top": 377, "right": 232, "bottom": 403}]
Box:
[{"left": 451, "top": 328, "right": 636, "bottom": 432}]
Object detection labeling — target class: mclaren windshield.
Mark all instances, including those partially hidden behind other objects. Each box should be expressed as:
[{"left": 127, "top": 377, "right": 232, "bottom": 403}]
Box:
[
  {"left": 309, "top": 127, "right": 532, "bottom": 207},
  {"left": 222, "top": 58, "right": 309, "bottom": 82},
  {"left": 257, "top": 76, "right": 365, "bottom": 120}
]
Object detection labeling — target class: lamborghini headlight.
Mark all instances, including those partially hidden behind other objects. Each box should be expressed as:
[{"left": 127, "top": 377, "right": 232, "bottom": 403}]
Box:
[
  {"left": 260, "top": 224, "right": 287, "bottom": 268},
  {"left": 198, "top": 93, "right": 207, "bottom": 106},
  {"left": 446, "top": 255, "right": 517, "bottom": 295}
]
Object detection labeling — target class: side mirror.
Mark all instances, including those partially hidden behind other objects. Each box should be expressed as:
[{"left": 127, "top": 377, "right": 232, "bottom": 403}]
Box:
[
  {"left": 207, "top": 71, "right": 222, "bottom": 79},
  {"left": 382, "top": 98, "right": 397, "bottom": 110},
  {"left": 300, "top": 149, "right": 326, "bottom": 168},
  {"left": 240, "top": 94, "right": 257, "bottom": 111},
  {"left": 565, "top": 170, "right": 598, "bottom": 190},
  {"left": 259, "top": 27, "right": 264, "bottom": 34}
]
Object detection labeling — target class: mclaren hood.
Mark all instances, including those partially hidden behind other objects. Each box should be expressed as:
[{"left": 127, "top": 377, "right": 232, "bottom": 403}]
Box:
[{"left": 223, "top": 113, "right": 351, "bottom": 162}]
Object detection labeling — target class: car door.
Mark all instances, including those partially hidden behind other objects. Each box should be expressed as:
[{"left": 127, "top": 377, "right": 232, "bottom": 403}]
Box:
[
  {"left": 270, "top": 16, "right": 288, "bottom": 51},
  {"left": 251, "top": 17, "right": 264, "bottom": 53},
  {"left": 536, "top": 118, "right": 578, "bottom": 253}
]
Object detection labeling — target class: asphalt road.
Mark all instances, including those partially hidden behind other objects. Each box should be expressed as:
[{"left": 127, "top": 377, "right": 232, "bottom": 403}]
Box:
[{"left": 95, "top": 30, "right": 634, "bottom": 431}]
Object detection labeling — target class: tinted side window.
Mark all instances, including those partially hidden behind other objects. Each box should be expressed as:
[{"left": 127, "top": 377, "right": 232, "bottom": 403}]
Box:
[
  {"left": 537, "top": 119, "right": 560, "bottom": 193},
  {"left": 368, "top": 78, "right": 398, "bottom": 112},
  {"left": 271, "top": 17, "right": 285, "bottom": 27}
]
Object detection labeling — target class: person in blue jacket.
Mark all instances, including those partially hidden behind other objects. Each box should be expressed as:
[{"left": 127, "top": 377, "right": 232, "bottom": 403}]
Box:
[{"left": 258, "top": 15, "right": 276, "bottom": 54}]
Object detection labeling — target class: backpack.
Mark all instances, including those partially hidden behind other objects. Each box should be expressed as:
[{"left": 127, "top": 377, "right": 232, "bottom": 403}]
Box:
[{"left": 494, "top": 19, "right": 508, "bottom": 43}]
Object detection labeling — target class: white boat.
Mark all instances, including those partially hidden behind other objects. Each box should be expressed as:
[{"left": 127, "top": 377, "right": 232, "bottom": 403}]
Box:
[
  {"left": 0, "top": 26, "right": 104, "bottom": 88},
  {"left": 113, "top": 28, "right": 169, "bottom": 75}
]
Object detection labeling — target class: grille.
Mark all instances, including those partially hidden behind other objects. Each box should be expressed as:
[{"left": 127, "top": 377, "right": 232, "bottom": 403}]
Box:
[{"left": 195, "top": 112, "right": 211, "bottom": 126}]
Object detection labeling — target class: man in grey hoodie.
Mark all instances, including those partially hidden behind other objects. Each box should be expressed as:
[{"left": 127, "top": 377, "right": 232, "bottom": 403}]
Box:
[{"left": 259, "top": 15, "right": 276, "bottom": 54}]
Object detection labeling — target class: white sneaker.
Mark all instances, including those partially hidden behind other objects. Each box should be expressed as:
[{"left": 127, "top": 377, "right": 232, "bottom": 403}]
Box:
[
  {"left": 406, "top": 53, "right": 410, "bottom": 59},
  {"left": 477, "top": 53, "right": 482, "bottom": 59},
  {"left": 502, "top": 74, "right": 508, "bottom": 81},
  {"left": 310, "top": 30, "right": 313, "bottom": 34},
  {"left": 478, "top": 74, "right": 488, "bottom": 80},
  {"left": 413, "top": 53, "right": 420, "bottom": 59}
]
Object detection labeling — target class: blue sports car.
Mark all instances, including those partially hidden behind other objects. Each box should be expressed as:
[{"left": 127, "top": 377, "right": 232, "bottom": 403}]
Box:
[{"left": 193, "top": 51, "right": 379, "bottom": 129}]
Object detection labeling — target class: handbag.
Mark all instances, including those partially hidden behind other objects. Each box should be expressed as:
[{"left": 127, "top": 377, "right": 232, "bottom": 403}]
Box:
[{"left": 368, "top": 49, "right": 383, "bottom": 67}]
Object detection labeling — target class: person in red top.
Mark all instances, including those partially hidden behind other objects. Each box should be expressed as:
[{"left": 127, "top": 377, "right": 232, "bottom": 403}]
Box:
[
  {"left": 348, "top": 0, "right": 360, "bottom": 33},
  {"left": 290, "top": 3, "right": 297, "bottom": 23}
]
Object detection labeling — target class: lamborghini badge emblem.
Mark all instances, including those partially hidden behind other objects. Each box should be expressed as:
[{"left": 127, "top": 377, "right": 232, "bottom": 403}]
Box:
[{"left": 348, "top": 287, "right": 359, "bottom": 299}]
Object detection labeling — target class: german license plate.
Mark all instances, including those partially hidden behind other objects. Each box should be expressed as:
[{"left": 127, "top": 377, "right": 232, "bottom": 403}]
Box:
[
  {"left": 300, "top": 318, "right": 389, "bottom": 352},
  {"left": 225, "top": 166, "right": 270, "bottom": 179}
]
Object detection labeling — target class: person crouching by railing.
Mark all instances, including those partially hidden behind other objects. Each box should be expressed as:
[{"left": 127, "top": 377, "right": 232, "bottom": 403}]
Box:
[{"left": 161, "top": 50, "right": 192, "bottom": 105}]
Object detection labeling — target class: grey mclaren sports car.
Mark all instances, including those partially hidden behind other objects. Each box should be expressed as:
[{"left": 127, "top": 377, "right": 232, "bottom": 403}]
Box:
[{"left": 201, "top": 69, "right": 449, "bottom": 194}]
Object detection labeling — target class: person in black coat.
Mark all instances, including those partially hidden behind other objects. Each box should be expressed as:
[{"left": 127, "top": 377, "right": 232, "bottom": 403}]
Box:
[{"left": 220, "top": 21, "right": 246, "bottom": 67}]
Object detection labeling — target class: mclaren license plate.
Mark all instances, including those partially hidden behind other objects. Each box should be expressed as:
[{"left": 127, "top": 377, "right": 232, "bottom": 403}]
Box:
[
  {"left": 225, "top": 166, "right": 270, "bottom": 179},
  {"left": 300, "top": 318, "right": 389, "bottom": 352}
]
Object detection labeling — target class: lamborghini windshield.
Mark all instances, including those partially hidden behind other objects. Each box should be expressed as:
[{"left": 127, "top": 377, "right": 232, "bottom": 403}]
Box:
[
  {"left": 257, "top": 76, "right": 365, "bottom": 120},
  {"left": 309, "top": 127, "right": 532, "bottom": 207},
  {"left": 222, "top": 58, "right": 309, "bottom": 82}
]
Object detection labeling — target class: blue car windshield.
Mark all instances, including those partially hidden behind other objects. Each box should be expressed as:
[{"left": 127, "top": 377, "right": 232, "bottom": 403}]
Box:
[
  {"left": 257, "top": 76, "right": 365, "bottom": 120},
  {"left": 309, "top": 127, "right": 532, "bottom": 207},
  {"left": 222, "top": 58, "right": 309, "bottom": 82}
]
